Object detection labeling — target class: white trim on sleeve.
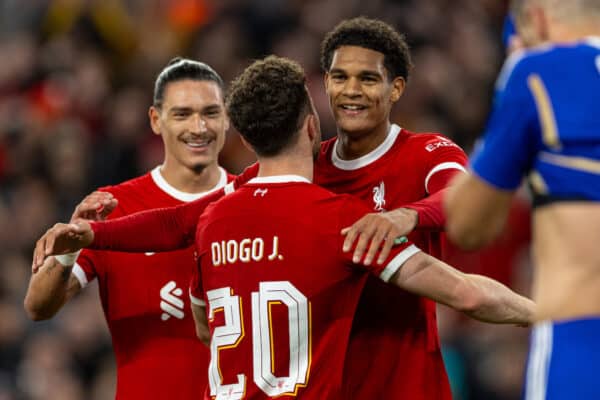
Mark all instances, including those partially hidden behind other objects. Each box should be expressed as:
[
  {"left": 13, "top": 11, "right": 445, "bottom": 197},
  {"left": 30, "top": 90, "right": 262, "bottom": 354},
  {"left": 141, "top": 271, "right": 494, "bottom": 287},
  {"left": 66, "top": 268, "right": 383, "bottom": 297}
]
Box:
[
  {"left": 424, "top": 162, "right": 466, "bottom": 193},
  {"left": 379, "top": 244, "right": 421, "bottom": 283},
  {"left": 224, "top": 181, "right": 236, "bottom": 194},
  {"left": 72, "top": 263, "right": 90, "bottom": 289},
  {"left": 189, "top": 290, "right": 206, "bottom": 306}
]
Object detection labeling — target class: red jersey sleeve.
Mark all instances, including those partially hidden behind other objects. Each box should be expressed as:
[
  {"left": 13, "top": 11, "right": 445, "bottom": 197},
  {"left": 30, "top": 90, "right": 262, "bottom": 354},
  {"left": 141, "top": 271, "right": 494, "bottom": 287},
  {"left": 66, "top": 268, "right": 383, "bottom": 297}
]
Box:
[
  {"left": 189, "top": 203, "right": 218, "bottom": 306},
  {"left": 338, "top": 197, "right": 421, "bottom": 282},
  {"left": 403, "top": 135, "right": 467, "bottom": 230},
  {"left": 90, "top": 188, "right": 226, "bottom": 252}
]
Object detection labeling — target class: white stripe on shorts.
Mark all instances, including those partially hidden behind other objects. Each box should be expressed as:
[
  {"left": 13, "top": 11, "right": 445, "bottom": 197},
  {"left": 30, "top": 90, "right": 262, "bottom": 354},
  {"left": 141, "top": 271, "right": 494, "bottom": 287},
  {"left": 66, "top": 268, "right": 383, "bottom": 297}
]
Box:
[{"left": 525, "top": 321, "right": 553, "bottom": 400}]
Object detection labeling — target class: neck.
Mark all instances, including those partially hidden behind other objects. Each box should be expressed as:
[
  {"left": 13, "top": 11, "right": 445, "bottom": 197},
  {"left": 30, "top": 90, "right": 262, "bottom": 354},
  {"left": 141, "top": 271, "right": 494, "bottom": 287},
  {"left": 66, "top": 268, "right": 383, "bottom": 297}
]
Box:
[
  {"left": 159, "top": 161, "right": 221, "bottom": 194},
  {"left": 548, "top": 18, "right": 600, "bottom": 43},
  {"left": 336, "top": 121, "right": 391, "bottom": 160},
  {"left": 257, "top": 152, "right": 314, "bottom": 182}
]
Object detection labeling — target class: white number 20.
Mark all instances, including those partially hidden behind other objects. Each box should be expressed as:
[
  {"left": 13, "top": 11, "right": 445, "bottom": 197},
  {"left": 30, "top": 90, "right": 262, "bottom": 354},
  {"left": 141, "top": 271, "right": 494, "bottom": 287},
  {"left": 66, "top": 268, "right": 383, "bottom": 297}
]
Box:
[{"left": 207, "top": 281, "right": 310, "bottom": 399}]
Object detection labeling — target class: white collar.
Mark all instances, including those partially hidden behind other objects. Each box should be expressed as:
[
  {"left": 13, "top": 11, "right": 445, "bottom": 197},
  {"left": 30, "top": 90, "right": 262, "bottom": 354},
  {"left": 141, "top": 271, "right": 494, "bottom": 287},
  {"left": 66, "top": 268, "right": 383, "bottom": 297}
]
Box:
[
  {"left": 247, "top": 175, "right": 311, "bottom": 184},
  {"left": 150, "top": 165, "right": 228, "bottom": 202},
  {"left": 332, "top": 124, "right": 401, "bottom": 170}
]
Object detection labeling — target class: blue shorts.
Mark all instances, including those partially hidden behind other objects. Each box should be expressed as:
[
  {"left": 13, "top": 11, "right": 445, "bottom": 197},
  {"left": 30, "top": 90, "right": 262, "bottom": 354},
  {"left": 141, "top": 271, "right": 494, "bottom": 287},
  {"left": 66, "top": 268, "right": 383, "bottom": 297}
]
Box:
[{"left": 524, "top": 318, "right": 600, "bottom": 400}]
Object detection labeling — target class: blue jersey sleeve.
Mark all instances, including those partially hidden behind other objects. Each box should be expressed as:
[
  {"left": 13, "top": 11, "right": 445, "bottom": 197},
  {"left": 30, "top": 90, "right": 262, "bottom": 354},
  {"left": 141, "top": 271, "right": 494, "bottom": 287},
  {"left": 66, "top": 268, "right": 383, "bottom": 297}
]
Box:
[{"left": 471, "top": 59, "right": 540, "bottom": 190}]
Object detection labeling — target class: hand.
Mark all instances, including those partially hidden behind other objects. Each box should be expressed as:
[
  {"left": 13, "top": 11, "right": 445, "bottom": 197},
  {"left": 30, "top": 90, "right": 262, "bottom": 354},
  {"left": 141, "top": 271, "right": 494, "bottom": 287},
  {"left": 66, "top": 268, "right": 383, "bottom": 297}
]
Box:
[
  {"left": 341, "top": 208, "right": 417, "bottom": 265},
  {"left": 71, "top": 191, "right": 118, "bottom": 222},
  {"left": 32, "top": 219, "right": 94, "bottom": 272}
]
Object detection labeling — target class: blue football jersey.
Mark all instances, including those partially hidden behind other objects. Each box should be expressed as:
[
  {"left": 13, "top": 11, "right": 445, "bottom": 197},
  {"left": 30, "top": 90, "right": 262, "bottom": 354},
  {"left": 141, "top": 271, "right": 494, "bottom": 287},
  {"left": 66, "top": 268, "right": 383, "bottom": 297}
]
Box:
[{"left": 471, "top": 37, "right": 600, "bottom": 204}]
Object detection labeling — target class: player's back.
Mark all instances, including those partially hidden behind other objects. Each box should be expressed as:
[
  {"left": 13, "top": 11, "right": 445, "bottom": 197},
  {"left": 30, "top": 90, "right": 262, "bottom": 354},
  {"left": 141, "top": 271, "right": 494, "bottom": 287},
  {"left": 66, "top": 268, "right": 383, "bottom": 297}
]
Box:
[
  {"left": 74, "top": 166, "right": 232, "bottom": 399},
  {"left": 195, "top": 175, "right": 412, "bottom": 399},
  {"left": 483, "top": 39, "right": 600, "bottom": 321}
]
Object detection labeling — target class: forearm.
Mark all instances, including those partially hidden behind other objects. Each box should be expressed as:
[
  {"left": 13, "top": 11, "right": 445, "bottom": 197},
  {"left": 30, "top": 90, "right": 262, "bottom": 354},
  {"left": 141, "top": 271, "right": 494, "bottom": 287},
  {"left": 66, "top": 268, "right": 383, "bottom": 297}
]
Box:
[
  {"left": 24, "top": 257, "right": 80, "bottom": 320},
  {"left": 90, "top": 189, "right": 224, "bottom": 252},
  {"left": 462, "top": 273, "right": 535, "bottom": 325},
  {"left": 444, "top": 174, "right": 513, "bottom": 249}
]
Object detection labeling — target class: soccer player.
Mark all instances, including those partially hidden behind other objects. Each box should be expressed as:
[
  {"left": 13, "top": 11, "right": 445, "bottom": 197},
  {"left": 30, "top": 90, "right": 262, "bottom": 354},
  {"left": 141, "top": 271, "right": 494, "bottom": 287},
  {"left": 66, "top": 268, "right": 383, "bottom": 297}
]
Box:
[
  {"left": 315, "top": 17, "right": 468, "bottom": 399},
  {"left": 444, "top": 1, "right": 600, "bottom": 398},
  {"left": 35, "top": 55, "right": 535, "bottom": 400},
  {"left": 32, "top": 18, "right": 473, "bottom": 399},
  {"left": 24, "top": 58, "right": 234, "bottom": 399}
]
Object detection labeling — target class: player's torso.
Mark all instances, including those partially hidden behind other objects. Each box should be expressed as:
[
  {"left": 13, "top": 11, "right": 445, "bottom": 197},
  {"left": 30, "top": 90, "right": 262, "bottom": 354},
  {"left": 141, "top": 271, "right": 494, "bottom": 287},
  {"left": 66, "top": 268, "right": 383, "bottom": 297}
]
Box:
[
  {"left": 510, "top": 40, "right": 600, "bottom": 321},
  {"left": 92, "top": 168, "right": 232, "bottom": 398},
  {"left": 198, "top": 183, "right": 368, "bottom": 400},
  {"left": 315, "top": 127, "right": 452, "bottom": 399}
]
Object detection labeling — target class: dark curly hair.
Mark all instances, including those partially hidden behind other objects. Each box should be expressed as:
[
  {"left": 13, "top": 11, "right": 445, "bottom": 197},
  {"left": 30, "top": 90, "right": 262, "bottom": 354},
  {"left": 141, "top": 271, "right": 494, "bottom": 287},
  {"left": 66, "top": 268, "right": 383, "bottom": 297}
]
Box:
[
  {"left": 153, "top": 57, "right": 224, "bottom": 108},
  {"left": 320, "top": 17, "right": 412, "bottom": 81},
  {"left": 226, "top": 56, "right": 310, "bottom": 157}
]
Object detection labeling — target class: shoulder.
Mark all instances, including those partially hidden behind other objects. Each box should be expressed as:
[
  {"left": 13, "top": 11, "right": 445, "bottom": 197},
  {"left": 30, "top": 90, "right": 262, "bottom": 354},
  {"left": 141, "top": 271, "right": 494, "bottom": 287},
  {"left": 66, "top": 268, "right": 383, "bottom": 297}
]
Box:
[
  {"left": 99, "top": 172, "right": 153, "bottom": 197},
  {"left": 399, "top": 129, "right": 465, "bottom": 158},
  {"left": 495, "top": 44, "right": 563, "bottom": 91}
]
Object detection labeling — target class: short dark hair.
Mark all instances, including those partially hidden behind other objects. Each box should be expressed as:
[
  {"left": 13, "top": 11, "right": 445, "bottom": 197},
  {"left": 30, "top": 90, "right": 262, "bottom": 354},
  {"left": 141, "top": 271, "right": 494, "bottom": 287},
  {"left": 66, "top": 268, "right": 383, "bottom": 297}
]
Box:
[
  {"left": 320, "top": 17, "right": 412, "bottom": 81},
  {"left": 226, "top": 56, "right": 310, "bottom": 157},
  {"left": 153, "top": 57, "right": 224, "bottom": 107}
]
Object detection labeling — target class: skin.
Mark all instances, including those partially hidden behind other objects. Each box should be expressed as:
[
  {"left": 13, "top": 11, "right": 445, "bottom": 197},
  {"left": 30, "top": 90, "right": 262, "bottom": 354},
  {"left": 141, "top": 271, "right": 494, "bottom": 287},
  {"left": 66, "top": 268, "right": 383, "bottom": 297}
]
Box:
[
  {"left": 324, "top": 45, "right": 404, "bottom": 160},
  {"left": 445, "top": 1, "right": 600, "bottom": 322},
  {"left": 325, "top": 45, "right": 420, "bottom": 261},
  {"left": 26, "top": 77, "right": 229, "bottom": 320},
  {"left": 149, "top": 79, "right": 229, "bottom": 193}
]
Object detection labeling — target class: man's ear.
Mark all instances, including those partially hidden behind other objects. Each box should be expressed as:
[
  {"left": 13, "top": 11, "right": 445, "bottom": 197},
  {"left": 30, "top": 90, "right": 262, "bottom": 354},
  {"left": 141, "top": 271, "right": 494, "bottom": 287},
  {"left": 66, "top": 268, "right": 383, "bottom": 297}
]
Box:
[
  {"left": 323, "top": 72, "right": 330, "bottom": 93},
  {"left": 302, "top": 114, "right": 315, "bottom": 142},
  {"left": 390, "top": 77, "right": 406, "bottom": 103},
  {"left": 149, "top": 106, "right": 161, "bottom": 136}
]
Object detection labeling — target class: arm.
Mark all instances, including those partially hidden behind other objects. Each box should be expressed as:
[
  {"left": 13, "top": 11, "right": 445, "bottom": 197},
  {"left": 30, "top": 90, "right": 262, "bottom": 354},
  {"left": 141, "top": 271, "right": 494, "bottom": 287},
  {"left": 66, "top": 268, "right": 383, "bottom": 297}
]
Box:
[
  {"left": 24, "top": 256, "right": 81, "bottom": 321},
  {"left": 390, "top": 251, "right": 534, "bottom": 325},
  {"left": 90, "top": 188, "right": 226, "bottom": 252},
  {"left": 444, "top": 173, "right": 513, "bottom": 250},
  {"left": 342, "top": 168, "right": 465, "bottom": 264},
  {"left": 191, "top": 303, "right": 210, "bottom": 346}
]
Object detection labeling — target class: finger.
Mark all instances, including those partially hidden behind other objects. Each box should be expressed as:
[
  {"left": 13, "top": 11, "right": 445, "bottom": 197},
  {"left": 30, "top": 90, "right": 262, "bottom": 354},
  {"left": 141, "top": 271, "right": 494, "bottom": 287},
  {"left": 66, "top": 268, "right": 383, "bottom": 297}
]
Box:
[
  {"left": 33, "top": 239, "right": 45, "bottom": 271},
  {"left": 342, "top": 225, "right": 361, "bottom": 253},
  {"left": 44, "top": 231, "right": 57, "bottom": 256},
  {"left": 377, "top": 236, "right": 396, "bottom": 265},
  {"left": 363, "top": 228, "right": 390, "bottom": 266},
  {"left": 353, "top": 224, "right": 378, "bottom": 264}
]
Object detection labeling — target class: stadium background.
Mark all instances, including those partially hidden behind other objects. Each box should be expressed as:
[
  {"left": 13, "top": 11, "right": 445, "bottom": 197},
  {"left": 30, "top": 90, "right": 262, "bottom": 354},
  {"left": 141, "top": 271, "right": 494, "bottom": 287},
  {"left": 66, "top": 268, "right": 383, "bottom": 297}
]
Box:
[{"left": 0, "top": 1, "right": 532, "bottom": 399}]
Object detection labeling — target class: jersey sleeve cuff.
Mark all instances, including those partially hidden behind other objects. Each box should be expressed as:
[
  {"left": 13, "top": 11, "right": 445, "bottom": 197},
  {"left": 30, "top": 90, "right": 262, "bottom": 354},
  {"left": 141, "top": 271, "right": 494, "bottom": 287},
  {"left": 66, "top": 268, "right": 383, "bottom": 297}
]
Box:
[
  {"left": 379, "top": 244, "right": 421, "bottom": 282},
  {"left": 189, "top": 289, "right": 206, "bottom": 306},
  {"left": 425, "top": 162, "right": 466, "bottom": 193},
  {"left": 72, "top": 263, "right": 90, "bottom": 289}
]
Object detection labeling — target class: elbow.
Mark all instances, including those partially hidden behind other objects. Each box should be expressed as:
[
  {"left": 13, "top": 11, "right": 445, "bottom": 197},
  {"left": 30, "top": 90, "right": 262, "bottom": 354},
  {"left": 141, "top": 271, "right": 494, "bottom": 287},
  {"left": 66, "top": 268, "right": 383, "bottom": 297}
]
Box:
[
  {"left": 23, "top": 298, "right": 53, "bottom": 321},
  {"left": 449, "top": 278, "right": 486, "bottom": 315}
]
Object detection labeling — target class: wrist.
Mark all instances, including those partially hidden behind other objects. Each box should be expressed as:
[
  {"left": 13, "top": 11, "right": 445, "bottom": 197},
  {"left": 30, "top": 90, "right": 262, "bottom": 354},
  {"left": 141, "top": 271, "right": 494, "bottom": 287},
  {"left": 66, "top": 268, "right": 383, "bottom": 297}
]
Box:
[
  {"left": 54, "top": 250, "right": 81, "bottom": 266},
  {"left": 401, "top": 207, "right": 419, "bottom": 230}
]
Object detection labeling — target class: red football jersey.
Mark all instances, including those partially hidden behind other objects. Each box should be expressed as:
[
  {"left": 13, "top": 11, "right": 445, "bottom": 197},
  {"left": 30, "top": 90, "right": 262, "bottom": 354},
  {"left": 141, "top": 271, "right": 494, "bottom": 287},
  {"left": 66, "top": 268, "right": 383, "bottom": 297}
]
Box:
[
  {"left": 190, "top": 176, "right": 420, "bottom": 400},
  {"left": 74, "top": 166, "right": 234, "bottom": 399},
  {"left": 314, "top": 124, "right": 467, "bottom": 400}
]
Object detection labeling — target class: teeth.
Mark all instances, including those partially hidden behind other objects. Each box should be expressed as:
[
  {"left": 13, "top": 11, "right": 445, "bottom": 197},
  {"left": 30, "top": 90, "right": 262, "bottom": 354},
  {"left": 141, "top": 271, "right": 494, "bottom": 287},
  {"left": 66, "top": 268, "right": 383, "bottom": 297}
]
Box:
[
  {"left": 341, "top": 105, "right": 363, "bottom": 110},
  {"left": 184, "top": 140, "right": 210, "bottom": 147}
]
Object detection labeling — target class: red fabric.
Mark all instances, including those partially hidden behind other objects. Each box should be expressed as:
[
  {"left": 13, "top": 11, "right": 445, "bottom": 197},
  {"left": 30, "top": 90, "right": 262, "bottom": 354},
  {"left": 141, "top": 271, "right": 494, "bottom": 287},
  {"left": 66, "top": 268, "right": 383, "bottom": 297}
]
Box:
[
  {"left": 75, "top": 170, "right": 234, "bottom": 399},
  {"left": 314, "top": 127, "right": 467, "bottom": 400},
  {"left": 403, "top": 168, "right": 463, "bottom": 230},
  {"left": 90, "top": 165, "right": 258, "bottom": 252},
  {"left": 192, "top": 181, "right": 415, "bottom": 399}
]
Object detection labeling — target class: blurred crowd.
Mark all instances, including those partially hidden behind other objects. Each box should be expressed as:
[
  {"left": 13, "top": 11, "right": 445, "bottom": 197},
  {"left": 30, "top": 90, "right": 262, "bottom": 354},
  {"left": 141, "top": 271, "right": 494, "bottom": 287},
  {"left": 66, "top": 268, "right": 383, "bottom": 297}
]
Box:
[{"left": 0, "top": 0, "right": 532, "bottom": 399}]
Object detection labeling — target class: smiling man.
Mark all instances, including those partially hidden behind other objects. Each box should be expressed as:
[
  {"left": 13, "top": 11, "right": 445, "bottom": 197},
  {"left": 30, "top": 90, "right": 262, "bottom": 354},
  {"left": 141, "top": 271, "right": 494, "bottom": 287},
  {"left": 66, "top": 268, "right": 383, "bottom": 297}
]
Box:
[
  {"left": 24, "top": 57, "right": 235, "bottom": 399},
  {"left": 314, "top": 17, "right": 468, "bottom": 400}
]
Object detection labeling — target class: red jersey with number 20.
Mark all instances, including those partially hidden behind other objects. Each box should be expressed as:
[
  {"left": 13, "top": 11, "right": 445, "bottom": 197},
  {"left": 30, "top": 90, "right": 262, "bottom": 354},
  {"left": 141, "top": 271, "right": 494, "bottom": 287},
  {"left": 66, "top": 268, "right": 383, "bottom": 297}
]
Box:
[
  {"left": 315, "top": 125, "right": 467, "bottom": 400},
  {"left": 74, "top": 166, "right": 234, "bottom": 399},
  {"left": 190, "top": 175, "right": 421, "bottom": 400}
]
